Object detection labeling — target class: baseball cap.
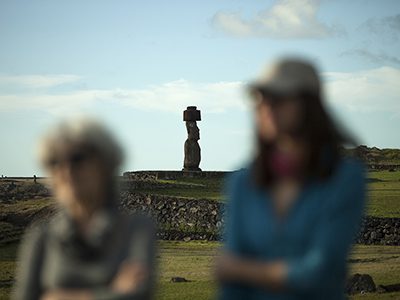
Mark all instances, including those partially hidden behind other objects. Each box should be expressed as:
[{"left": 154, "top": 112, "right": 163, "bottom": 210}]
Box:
[{"left": 248, "top": 58, "right": 321, "bottom": 98}]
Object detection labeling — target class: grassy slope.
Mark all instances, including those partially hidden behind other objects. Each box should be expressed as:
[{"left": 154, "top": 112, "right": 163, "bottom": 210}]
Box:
[
  {"left": 367, "top": 171, "right": 400, "bottom": 218},
  {"left": 0, "top": 197, "right": 52, "bottom": 215},
  {"left": 2, "top": 241, "right": 398, "bottom": 300},
  {"left": 0, "top": 197, "right": 54, "bottom": 244},
  {"left": 134, "top": 177, "right": 224, "bottom": 201},
  {"left": 344, "top": 147, "right": 400, "bottom": 165},
  {"left": 0, "top": 243, "right": 17, "bottom": 300},
  {"left": 3, "top": 170, "right": 399, "bottom": 218}
]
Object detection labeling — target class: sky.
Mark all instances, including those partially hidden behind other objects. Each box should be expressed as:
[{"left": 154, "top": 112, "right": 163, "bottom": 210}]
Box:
[{"left": 0, "top": 0, "right": 399, "bottom": 176}]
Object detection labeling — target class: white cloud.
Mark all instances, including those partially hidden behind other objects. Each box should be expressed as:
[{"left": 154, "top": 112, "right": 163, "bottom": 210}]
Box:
[
  {"left": 212, "top": 13, "right": 253, "bottom": 37},
  {"left": 324, "top": 66, "right": 400, "bottom": 114},
  {"left": 0, "top": 74, "right": 81, "bottom": 88},
  {"left": 112, "top": 80, "right": 246, "bottom": 113},
  {"left": 0, "top": 79, "right": 247, "bottom": 115},
  {"left": 1, "top": 67, "right": 399, "bottom": 118},
  {"left": 0, "top": 90, "right": 101, "bottom": 115},
  {"left": 212, "top": 0, "right": 336, "bottom": 39}
]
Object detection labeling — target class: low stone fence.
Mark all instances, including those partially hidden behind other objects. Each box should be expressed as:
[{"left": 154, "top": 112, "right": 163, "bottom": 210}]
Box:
[
  {"left": 118, "top": 180, "right": 205, "bottom": 191},
  {"left": 119, "top": 192, "right": 224, "bottom": 238},
  {"left": 119, "top": 192, "right": 400, "bottom": 245},
  {"left": 367, "top": 164, "right": 400, "bottom": 171},
  {"left": 357, "top": 217, "right": 400, "bottom": 245},
  {"left": 122, "top": 170, "right": 230, "bottom": 180}
]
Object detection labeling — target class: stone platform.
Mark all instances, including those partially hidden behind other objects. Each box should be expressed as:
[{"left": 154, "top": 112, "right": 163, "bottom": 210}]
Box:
[{"left": 123, "top": 170, "right": 231, "bottom": 180}]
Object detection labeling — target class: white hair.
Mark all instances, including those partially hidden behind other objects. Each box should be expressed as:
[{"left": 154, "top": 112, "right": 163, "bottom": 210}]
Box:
[{"left": 38, "top": 117, "right": 124, "bottom": 172}]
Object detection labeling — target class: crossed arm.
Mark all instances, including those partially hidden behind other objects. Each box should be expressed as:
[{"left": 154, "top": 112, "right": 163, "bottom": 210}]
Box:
[
  {"left": 216, "top": 162, "right": 366, "bottom": 292},
  {"left": 215, "top": 253, "right": 287, "bottom": 290},
  {"left": 40, "top": 260, "right": 150, "bottom": 300},
  {"left": 13, "top": 217, "right": 156, "bottom": 300}
]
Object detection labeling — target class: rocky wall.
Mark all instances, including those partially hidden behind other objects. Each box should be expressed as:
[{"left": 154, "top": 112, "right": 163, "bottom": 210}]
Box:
[{"left": 119, "top": 192, "right": 400, "bottom": 245}]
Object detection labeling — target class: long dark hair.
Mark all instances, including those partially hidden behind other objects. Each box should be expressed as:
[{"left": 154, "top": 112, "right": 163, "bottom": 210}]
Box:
[{"left": 251, "top": 90, "right": 357, "bottom": 187}]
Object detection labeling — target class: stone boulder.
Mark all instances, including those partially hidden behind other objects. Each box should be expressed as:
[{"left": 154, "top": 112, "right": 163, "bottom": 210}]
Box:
[{"left": 346, "top": 273, "right": 376, "bottom": 295}]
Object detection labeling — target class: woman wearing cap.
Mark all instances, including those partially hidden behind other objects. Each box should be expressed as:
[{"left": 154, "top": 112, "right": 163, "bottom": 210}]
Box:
[
  {"left": 216, "top": 58, "right": 366, "bottom": 299},
  {"left": 13, "top": 118, "right": 156, "bottom": 300}
]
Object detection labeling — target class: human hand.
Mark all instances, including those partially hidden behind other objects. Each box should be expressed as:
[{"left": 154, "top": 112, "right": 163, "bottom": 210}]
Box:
[
  {"left": 214, "top": 251, "right": 243, "bottom": 282},
  {"left": 214, "top": 251, "right": 287, "bottom": 289},
  {"left": 40, "top": 289, "right": 92, "bottom": 300},
  {"left": 111, "top": 260, "right": 149, "bottom": 294}
]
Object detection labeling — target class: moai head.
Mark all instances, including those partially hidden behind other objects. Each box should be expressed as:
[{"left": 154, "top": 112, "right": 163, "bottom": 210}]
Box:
[
  {"left": 183, "top": 106, "right": 201, "bottom": 141},
  {"left": 186, "top": 121, "right": 200, "bottom": 141}
]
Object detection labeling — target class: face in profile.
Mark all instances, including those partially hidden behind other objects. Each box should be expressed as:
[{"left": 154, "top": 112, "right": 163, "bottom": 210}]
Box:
[{"left": 46, "top": 144, "right": 109, "bottom": 209}]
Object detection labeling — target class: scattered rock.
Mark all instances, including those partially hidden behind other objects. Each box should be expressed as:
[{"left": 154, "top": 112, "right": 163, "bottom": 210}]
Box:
[
  {"left": 346, "top": 273, "right": 376, "bottom": 295},
  {"left": 171, "top": 277, "right": 189, "bottom": 283},
  {"left": 377, "top": 283, "right": 400, "bottom": 293}
]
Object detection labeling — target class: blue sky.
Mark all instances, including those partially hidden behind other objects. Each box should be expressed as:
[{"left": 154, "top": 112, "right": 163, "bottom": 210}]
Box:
[{"left": 0, "top": 0, "right": 399, "bottom": 176}]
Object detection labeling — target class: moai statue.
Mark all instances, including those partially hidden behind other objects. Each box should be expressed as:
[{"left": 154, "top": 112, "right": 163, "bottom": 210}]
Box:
[{"left": 183, "top": 106, "right": 201, "bottom": 171}]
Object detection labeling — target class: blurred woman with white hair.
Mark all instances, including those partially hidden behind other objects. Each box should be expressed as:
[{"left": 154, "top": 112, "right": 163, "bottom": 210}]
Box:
[{"left": 13, "top": 117, "right": 156, "bottom": 300}]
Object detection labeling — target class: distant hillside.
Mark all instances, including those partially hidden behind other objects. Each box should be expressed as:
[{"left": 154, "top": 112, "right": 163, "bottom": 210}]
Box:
[{"left": 344, "top": 145, "right": 400, "bottom": 167}]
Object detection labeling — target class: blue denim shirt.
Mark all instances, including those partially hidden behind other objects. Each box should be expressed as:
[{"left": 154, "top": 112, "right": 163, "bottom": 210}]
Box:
[{"left": 220, "top": 157, "right": 366, "bottom": 300}]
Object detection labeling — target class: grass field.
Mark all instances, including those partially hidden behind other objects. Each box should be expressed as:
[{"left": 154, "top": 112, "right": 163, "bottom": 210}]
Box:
[
  {"left": 0, "top": 243, "right": 17, "bottom": 300},
  {"left": 134, "top": 170, "right": 400, "bottom": 218},
  {"left": 367, "top": 171, "right": 400, "bottom": 218},
  {"left": 0, "top": 170, "right": 399, "bottom": 299},
  {"left": 133, "top": 177, "right": 224, "bottom": 201},
  {"left": 156, "top": 242, "right": 400, "bottom": 300},
  {"left": 3, "top": 170, "right": 400, "bottom": 218},
  {"left": 1, "top": 241, "right": 399, "bottom": 300}
]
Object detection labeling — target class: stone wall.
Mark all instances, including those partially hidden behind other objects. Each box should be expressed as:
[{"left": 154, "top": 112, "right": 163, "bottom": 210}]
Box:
[
  {"left": 357, "top": 217, "right": 400, "bottom": 245},
  {"left": 118, "top": 180, "right": 205, "bottom": 191},
  {"left": 119, "top": 192, "right": 400, "bottom": 245},
  {"left": 119, "top": 192, "right": 224, "bottom": 241},
  {"left": 367, "top": 164, "right": 400, "bottom": 171},
  {"left": 123, "top": 170, "right": 230, "bottom": 180}
]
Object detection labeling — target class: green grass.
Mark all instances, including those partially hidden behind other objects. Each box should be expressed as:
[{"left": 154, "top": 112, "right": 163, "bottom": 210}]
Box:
[
  {"left": 156, "top": 281, "right": 217, "bottom": 300},
  {"left": 0, "top": 197, "right": 54, "bottom": 243},
  {"left": 3, "top": 171, "right": 399, "bottom": 218},
  {"left": 349, "top": 245, "right": 400, "bottom": 299},
  {"left": 0, "top": 243, "right": 18, "bottom": 300},
  {"left": 154, "top": 241, "right": 400, "bottom": 300},
  {"left": 349, "top": 245, "right": 400, "bottom": 285},
  {"left": 134, "top": 177, "right": 225, "bottom": 201},
  {"left": 155, "top": 241, "right": 219, "bottom": 299},
  {"left": 135, "top": 188, "right": 223, "bottom": 201},
  {"left": 1, "top": 241, "right": 399, "bottom": 299},
  {"left": 367, "top": 171, "right": 400, "bottom": 218},
  {"left": 0, "top": 197, "right": 53, "bottom": 215},
  {"left": 1, "top": 172, "right": 399, "bottom": 299},
  {"left": 135, "top": 170, "right": 400, "bottom": 218}
]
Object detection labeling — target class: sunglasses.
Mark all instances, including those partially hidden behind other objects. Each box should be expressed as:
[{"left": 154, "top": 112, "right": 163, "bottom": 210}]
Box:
[
  {"left": 251, "top": 86, "right": 305, "bottom": 105},
  {"left": 46, "top": 150, "right": 94, "bottom": 169}
]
